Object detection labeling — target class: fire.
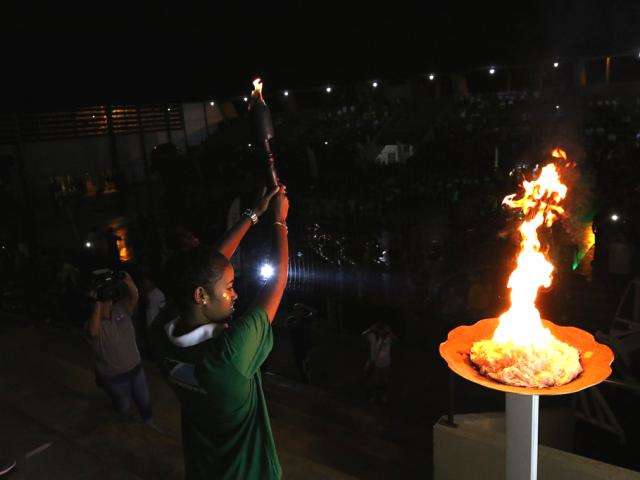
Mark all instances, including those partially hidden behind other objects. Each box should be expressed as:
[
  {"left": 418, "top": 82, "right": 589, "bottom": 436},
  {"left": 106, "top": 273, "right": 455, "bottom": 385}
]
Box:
[
  {"left": 115, "top": 226, "right": 132, "bottom": 263},
  {"left": 469, "top": 149, "right": 582, "bottom": 388},
  {"left": 252, "top": 78, "right": 264, "bottom": 102},
  {"left": 551, "top": 147, "right": 566, "bottom": 161},
  {"left": 494, "top": 159, "right": 567, "bottom": 347}
]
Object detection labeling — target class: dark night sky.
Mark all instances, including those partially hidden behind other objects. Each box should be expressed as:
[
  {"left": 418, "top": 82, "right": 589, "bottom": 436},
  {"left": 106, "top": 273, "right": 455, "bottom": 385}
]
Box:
[{"left": 2, "top": 1, "right": 639, "bottom": 110}]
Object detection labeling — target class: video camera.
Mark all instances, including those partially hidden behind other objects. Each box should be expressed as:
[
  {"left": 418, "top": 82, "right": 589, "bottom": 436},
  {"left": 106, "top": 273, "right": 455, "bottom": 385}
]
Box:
[{"left": 90, "top": 268, "right": 127, "bottom": 302}]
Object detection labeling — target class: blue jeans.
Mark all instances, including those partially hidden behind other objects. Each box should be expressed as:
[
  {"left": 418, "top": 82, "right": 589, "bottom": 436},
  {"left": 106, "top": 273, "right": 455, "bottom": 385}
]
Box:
[{"left": 98, "top": 365, "right": 153, "bottom": 421}]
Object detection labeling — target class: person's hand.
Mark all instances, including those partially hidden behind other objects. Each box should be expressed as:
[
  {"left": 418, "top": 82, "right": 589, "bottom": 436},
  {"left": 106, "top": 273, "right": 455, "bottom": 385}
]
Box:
[
  {"left": 272, "top": 184, "right": 289, "bottom": 223},
  {"left": 121, "top": 271, "right": 132, "bottom": 281},
  {"left": 88, "top": 289, "right": 106, "bottom": 309},
  {"left": 253, "top": 185, "right": 280, "bottom": 218},
  {"left": 120, "top": 271, "right": 135, "bottom": 287}
]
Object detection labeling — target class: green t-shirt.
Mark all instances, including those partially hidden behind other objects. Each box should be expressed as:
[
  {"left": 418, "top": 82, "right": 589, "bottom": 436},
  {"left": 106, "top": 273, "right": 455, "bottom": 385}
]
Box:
[{"left": 151, "top": 307, "right": 281, "bottom": 480}]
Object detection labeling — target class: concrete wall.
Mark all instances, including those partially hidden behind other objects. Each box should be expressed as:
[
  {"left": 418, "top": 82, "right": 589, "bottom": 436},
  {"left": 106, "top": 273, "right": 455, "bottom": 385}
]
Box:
[
  {"left": 167, "top": 129, "right": 187, "bottom": 154},
  {"left": 115, "top": 133, "right": 146, "bottom": 184},
  {"left": 10, "top": 127, "right": 190, "bottom": 198},
  {"left": 0, "top": 145, "right": 22, "bottom": 198},
  {"left": 22, "top": 136, "right": 113, "bottom": 192},
  {"left": 434, "top": 414, "right": 640, "bottom": 480},
  {"left": 6, "top": 100, "right": 245, "bottom": 199},
  {"left": 183, "top": 101, "right": 225, "bottom": 146},
  {"left": 141, "top": 130, "right": 170, "bottom": 160},
  {"left": 183, "top": 102, "right": 208, "bottom": 147}
]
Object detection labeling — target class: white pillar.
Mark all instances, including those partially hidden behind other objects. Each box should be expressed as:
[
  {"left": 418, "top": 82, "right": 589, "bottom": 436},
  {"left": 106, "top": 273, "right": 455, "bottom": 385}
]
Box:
[{"left": 506, "top": 393, "right": 539, "bottom": 480}]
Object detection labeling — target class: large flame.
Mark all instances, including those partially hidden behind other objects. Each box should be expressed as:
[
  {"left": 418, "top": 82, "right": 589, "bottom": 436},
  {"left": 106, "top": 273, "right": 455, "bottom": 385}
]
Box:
[{"left": 493, "top": 151, "right": 568, "bottom": 347}]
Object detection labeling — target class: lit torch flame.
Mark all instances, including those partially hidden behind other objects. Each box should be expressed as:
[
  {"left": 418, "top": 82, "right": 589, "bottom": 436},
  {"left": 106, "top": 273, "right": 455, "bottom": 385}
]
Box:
[
  {"left": 251, "top": 77, "right": 264, "bottom": 103},
  {"left": 493, "top": 150, "right": 568, "bottom": 347}
]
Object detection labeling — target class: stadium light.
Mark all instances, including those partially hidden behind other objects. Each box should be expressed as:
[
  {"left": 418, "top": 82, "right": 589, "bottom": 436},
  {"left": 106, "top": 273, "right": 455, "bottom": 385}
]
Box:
[
  {"left": 259, "top": 262, "right": 274, "bottom": 280},
  {"left": 283, "top": 90, "right": 289, "bottom": 97},
  {"left": 555, "top": 105, "right": 560, "bottom": 110},
  {"left": 611, "top": 214, "right": 620, "bottom": 222},
  {"left": 243, "top": 96, "right": 249, "bottom": 102},
  {"left": 428, "top": 73, "right": 435, "bottom": 81},
  {"left": 489, "top": 66, "right": 496, "bottom": 75},
  {"left": 553, "top": 62, "right": 559, "bottom": 68},
  {"left": 372, "top": 81, "right": 378, "bottom": 88},
  {"left": 325, "top": 86, "right": 332, "bottom": 93},
  {"left": 209, "top": 101, "right": 215, "bottom": 106}
]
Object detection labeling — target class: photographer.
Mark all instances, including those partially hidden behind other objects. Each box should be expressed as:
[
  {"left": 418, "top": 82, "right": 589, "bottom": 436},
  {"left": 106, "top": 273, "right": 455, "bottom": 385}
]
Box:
[
  {"left": 151, "top": 184, "right": 288, "bottom": 479},
  {"left": 86, "top": 271, "right": 159, "bottom": 430}
]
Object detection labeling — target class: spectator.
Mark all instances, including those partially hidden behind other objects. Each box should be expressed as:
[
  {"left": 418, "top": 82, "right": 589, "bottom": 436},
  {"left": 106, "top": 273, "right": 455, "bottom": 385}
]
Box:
[
  {"left": 609, "top": 232, "right": 633, "bottom": 295},
  {"left": 86, "top": 272, "right": 160, "bottom": 431},
  {"left": 466, "top": 272, "right": 493, "bottom": 319},
  {"left": 140, "top": 270, "right": 166, "bottom": 329},
  {"left": 286, "top": 303, "right": 317, "bottom": 383},
  {"left": 362, "top": 320, "right": 396, "bottom": 405}
]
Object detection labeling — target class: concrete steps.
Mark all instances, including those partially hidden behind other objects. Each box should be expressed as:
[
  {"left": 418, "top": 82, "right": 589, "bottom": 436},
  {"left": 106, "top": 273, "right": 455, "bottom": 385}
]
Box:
[
  {"left": 269, "top": 399, "right": 407, "bottom": 479},
  {"left": 264, "top": 372, "right": 391, "bottom": 440},
  {"left": 42, "top": 325, "right": 411, "bottom": 475},
  {"left": 0, "top": 325, "right": 181, "bottom": 479},
  {"left": 0, "top": 321, "right": 412, "bottom": 479},
  {"left": 0, "top": 404, "right": 144, "bottom": 480}
]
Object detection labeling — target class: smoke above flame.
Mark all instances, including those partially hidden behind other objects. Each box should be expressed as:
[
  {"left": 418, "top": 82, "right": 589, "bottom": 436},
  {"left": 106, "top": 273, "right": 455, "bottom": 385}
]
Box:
[{"left": 493, "top": 150, "right": 568, "bottom": 347}]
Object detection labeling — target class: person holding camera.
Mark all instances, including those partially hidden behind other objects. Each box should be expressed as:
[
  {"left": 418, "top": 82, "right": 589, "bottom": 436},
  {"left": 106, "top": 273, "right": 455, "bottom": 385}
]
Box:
[
  {"left": 86, "top": 271, "right": 159, "bottom": 430},
  {"left": 150, "top": 184, "right": 288, "bottom": 479}
]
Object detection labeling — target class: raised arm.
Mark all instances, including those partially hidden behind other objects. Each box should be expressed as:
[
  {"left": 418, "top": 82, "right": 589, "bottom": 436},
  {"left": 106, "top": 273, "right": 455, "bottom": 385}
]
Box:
[
  {"left": 215, "top": 186, "right": 280, "bottom": 260},
  {"left": 118, "top": 271, "right": 139, "bottom": 317},
  {"left": 255, "top": 186, "right": 289, "bottom": 323},
  {"left": 87, "top": 291, "right": 103, "bottom": 338}
]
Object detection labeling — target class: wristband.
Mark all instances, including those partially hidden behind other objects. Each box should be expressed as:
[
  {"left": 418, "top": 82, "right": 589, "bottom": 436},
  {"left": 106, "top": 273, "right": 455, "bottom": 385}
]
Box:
[
  {"left": 243, "top": 209, "right": 259, "bottom": 225},
  {"left": 274, "top": 221, "right": 288, "bottom": 233}
]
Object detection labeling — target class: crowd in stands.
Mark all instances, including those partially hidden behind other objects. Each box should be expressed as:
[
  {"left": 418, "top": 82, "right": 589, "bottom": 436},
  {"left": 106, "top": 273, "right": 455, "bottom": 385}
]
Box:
[
  {"left": 269, "top": 88, "right": 640, "bottom": 337},
  {"left": 2, "top": 86, "right": 640, "bottom": 347}
]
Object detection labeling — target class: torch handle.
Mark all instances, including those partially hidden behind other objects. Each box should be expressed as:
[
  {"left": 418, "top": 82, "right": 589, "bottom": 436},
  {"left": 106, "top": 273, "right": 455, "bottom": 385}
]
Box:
[
  {"left": 267, "top": 153, "right": 279, "bottom": 187},
  {"left": 263, "top": 139, "right": 279, "bottom": 187},
  {"left": 250, "top": 82, "right": 278, "bottom": 188}
]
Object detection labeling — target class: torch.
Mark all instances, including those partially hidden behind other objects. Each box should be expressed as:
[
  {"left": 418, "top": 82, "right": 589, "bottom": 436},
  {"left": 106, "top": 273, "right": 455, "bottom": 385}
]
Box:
[{"left": 248, "top": 78, "right": 279, "bottom": 187}]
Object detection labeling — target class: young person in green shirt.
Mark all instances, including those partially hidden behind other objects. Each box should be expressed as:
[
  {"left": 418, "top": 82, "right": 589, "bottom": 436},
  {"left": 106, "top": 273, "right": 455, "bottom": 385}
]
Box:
[{"left": 151, "top": 185, "right": 289, "bottom": 479}]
